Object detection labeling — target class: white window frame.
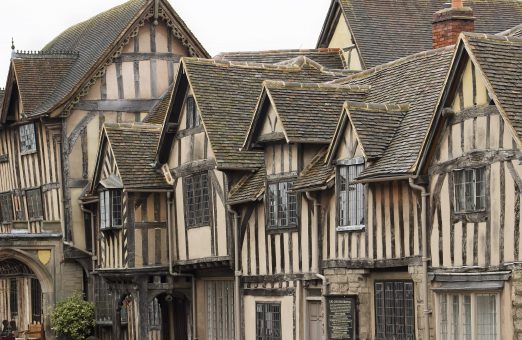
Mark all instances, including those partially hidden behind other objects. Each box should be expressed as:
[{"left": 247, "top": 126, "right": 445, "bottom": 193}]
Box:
[
  {"left": 453, "top": 167, "right": 486, "bottom": 213},
  {"left": 336, "top": 157, "right": 365, "bottom": 232},
  {"left": 99, "top": 189, "right": 122, "bottom": 230},
  {"left": 19, "top": 123, "right": 37, "bottom": 154},
  {"left": 436, "top": 292, "right": 500, "bottom": 340}
]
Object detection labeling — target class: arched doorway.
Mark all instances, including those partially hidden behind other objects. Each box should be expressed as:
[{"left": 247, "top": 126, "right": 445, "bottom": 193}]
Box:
[
  {"left": 148, "top": 293, "right": 188, "bottom": 340},
  {"left": 0, "top": 259, "right": 43, "bottom": 336}
]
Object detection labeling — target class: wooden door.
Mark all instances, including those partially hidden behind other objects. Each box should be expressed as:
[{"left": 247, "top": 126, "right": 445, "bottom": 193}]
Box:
[{"left": 308, "top": 301, "right": 322, "bottom": 340}]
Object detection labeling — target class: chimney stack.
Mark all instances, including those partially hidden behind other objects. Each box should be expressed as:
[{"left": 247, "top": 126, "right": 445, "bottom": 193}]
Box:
[{"left": 432, "top": 0, "right": 475, "bottom": 48}]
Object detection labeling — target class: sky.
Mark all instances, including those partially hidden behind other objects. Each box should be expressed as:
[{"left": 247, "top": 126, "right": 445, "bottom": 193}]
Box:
[{"left": 0, "top": 0, "right": 332, "bottom": 85}]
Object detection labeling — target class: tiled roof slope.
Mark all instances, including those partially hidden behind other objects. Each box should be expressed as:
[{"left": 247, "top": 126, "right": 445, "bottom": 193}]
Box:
[
  {"left": 346, "top": 102, "right": 409, "bottom": 159},
  {"left": 216, "top": 49, "right": 345, "bottom": 69},
  {"left": 260, "top": 81, "right": 368, "bottom": 144},
  {"left": 332, "top": 47, "right": 454, "bottom": 178},
  {"left": 0, "top": 89, "right": 4, "bottom": 113},
  {"left": 497, "top": 23, "right": 522, "bottom": 38},
  {"left": 143, "top": 85, "right": 173, "bottom": 124},
  {"left": 228, "top": 167, "right": 266, "bottom": 204},
  {"left": 463, "top": 33, "right": 522, "bottom": 142},
  {"left": 12, "top": 54, "right": 77, "bottom": 115},
  {"left": 292, "top": 148, "right": 334, "bottom": 192},
  {"left": 104, "top": 123, "right": 168, "bottom": 189},
  {"left": 183, "top": 58, "right": 350, "bottom": 170},
  {"left": 319, "top": 0, "right": 522, "bottom": 68}
]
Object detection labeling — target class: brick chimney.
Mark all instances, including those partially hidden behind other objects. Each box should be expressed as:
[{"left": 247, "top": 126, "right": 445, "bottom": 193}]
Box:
[{"left": 433, "top": 0, "right": 475, "bottom": 48}]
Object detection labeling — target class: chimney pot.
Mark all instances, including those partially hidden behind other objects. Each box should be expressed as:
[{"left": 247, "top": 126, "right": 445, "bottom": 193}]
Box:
[{"left": 452, "top": 0, "right": 463, "bottom": 8}]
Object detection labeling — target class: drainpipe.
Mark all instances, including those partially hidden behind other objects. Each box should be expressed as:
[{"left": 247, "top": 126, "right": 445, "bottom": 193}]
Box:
[
  {"left": 227, "top": 206, "right": 242, "bottom": 340},
  {"left": 167, "top": 191, "right": 197, "bottom": 340},
  {"left": 305, "top": 192, "right": 327, "bottom": 340},
  {"left": 409, "top": 178, "right": 431, "bottom": 340}
]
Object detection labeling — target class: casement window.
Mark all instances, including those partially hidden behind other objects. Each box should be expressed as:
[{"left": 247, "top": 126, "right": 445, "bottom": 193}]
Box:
[
  {"left": 19, "top": 123, "right": 37, "bottom": 154},
  {"left": 95, "top": 277, "right": 113, "bottom": 322},
  {"left": 438, "top": 293, "right": 499, "bottom": 340},
  {"left": 337, "top": 159, "right": 365, "bottom": 231},
  {"left": 256, "top": 302, "right": 281, "bottom": 340},
  {"left": 375, "top": 280, "right": 415, "bottom": 340},
  {"left": 183, "top": 172, "right": 210, "bottom": 228},
  {"left": 185, "top": 96, "right": 200, "bottom": 129},
  {"left": 0, "top": 192, "right": 13, "bottom": 223},
  {"left": 206, "top": 280, "right": 235, "bottom": 340},
  {"left": 26, "top": 188, "right": 43, "bottom": 220},
  {"left": 99, "top": 190, "right": 122, "bottom": 229},
  {"left": 454, "top": 167, "right": 486, "bottom": 213},
  {"left": 267, "top": 181, "right": 297, "bottom": 229}
]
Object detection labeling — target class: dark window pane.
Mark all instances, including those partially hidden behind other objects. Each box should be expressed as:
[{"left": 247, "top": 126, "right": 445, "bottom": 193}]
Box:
[
  {"left": 256, "top": 302, "right": 281, "bottom": 340},
  {"left": 26, "top": 188, "right": 43, "bottom": 219},
  {"left": 184, "top": 172, "right": 210, "bottom": 227},
  {"left": 375, "top": 281, "right": 415, "bottom": 340}
]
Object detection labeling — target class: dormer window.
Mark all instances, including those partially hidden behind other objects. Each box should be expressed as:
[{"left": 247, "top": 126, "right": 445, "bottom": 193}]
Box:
[
  {"left": 454, "top": 167, "right": 486, "bottom": 213},
  {"left": 99, "top": 190, "right": 122, "bottom": 230},
  {"left": 337, "top": 158, "right": 365, "bottom": 231},
  {"left": 185, "top": 96, "right": 200, "bottom": 129},
  {"left": 267, "top": 180, "right": 298, "bottom": 230},
  {"left": 19, "top": 123, "right": 36, "bottom": 154}
]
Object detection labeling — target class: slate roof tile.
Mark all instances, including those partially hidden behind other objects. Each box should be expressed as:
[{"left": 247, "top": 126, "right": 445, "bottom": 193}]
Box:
[
  {"left": 216, "top": 48, "right": 346, "bottom": 69},
  {"left": 319, "top": 0, "right": 522, "bottom": 68},
  {"left": 228, "top": 167, "right": 266, "bottom": 204},
  {"left": 292, "top": 148, "right": 334, "bottom": 192},
  {"left": 143, "top": 85, "right": 173, "bottom": 125},
  {"left": 104, "top": 123, "right": 168, "bottom": 189}
]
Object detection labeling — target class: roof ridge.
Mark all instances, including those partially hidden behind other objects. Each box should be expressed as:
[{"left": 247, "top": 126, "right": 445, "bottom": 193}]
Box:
[
  {"left": 345, "top": 101, "right": 410, "bottom": 113},
  {"left": 496, "top": 22, "right": 522, "bottom": 36},
  {"left": 263, "top": 79, "right": 370, "bottom": 93},
  {"left": 330, "top": 45, "right": 454, "bottom": 84},
  {"left": 13, "top": 51, "right": 79, "bottom": 59},
  {"left": 104, "top": 122, "right": 161, "bottom": 130},
  {"left": 463, "top": 31, "right": 522, "bottom": 43},
  {"left": 215, "top": 48, "right": 341, "bottom": 58}
]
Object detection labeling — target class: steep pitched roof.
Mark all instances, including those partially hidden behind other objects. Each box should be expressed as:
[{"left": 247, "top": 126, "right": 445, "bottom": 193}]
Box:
[
  {"left": 9, "top": 54, "right": 77, "bottom": 116},
  {"left": 158, "top": 57, "right": 350, "bottom": 170},
  {"left": 28, "top": 0, "right": 208, "bottom": 117},
  {"left": 460, "top": 33, "right": 522, "bottom": 144},
  {"left": 329, "top": 46, "right": 454, "bottom": 179},
  {"left": 216, "top": 48, "right": 346, "bottom": 69},
  {"left": 143, "top": 85, "right": 173, "bottom": 125},
  {"left": 292, "top": 148, "right": 334, "bottom": 192},
  {"left": 317, "top": 0, "right": 522, "bottom": 68},
  {"left": 103, "top": 123, "right": 168, "bottom": 190},
  {"left": 244, "top": 81, "right": 368, "bottom": 147},
  {"left": 345, "top": 102, "right": 409, "bottom": 160}
]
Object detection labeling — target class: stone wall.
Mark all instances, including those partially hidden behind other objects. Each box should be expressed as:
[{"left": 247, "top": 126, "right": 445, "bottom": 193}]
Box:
[{"left": 512, "top": 269, "right": 522, "bottom": 339}]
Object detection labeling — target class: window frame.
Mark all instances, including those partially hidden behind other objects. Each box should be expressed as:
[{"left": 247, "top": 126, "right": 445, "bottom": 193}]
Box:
[
  {"left": 336, "top": 157, "right": 366, "bottom": 232},
  {"left": 0, "top": 192, "right": 13, "bottom": 224},
  {"left": 436, "top": 292, "right": 500, "bottom": 340},
  {"left": 185, "top": 96, "right": 200, "bottom": 130},
  {"left": 99, "top": 189, "right": 123, "bottom": 230},
  {"left": 183, "top": 171, "right": 212, "bottom": 229},
  {"left": 374, "top": 280, "right": 415, "bottom": 340},
  {"left": 205, "top": 280, "right": 235, "bottom": 340},
  {"left": 265, "top": 177, "right": 299, "bottom": 231},
  {"left": 453, "top": 166, "right": 486, "bottom": 214},
  {"left": 256, "top": 302, "right": 282, "bottom": 340},
  {"left": 26, "top": 188, "right": 43, "bottom": 221},
  {"left": 19, "top": 123, "right": 37, "bottom": 155}
]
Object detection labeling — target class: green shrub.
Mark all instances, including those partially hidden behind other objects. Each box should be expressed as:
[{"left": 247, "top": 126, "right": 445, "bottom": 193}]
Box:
[{"left": 50, "top": 292, "right": 95, "bottom": 340}]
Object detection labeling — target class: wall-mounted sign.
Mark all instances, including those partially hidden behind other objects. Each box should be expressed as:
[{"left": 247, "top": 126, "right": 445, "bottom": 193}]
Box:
[{"left": 326, "top": 295, "right": 358, "bottom": 340}]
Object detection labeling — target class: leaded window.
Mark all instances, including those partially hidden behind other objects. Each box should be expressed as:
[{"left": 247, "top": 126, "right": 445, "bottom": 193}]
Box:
[
  {"left": 438, "top": 293, "right": 498, "bottom": 340},
  {"left": 9, "top": 278, "right": 18, "bottom": 320},
  {"left": 454, "top": 167, "right": 486, "bottom": 213},
  {"left": 26, "top": 188, "right": 43, "bottom": 220},
  {"left": 337, "top": 160, "right": 365, "bottom": 231},
  {"left": 206, "top": 280, "right": 235, "bottom": 340},
  {"left": 99, "top": 190, "right": 122, "bottom": 229},
  {"left": 0, "top": 193, "right": 13, "bottom": 223},
  {"left": 267, "top": 181, "right": 297, "bottom": 229},
  {"left": 95, "top": 277, "right": 112, "bottom": 322},
  {"left": 256, "top": 302, "right": 281, "bottom": 340},
  {"left": 186, "top": 96, "right": 200, "bottom": 129},
  {"left": 375, "top": 280, "right": 415, "bottom": 340},
  {"left": 19, "top": 123, "right": 36, "bottom": 154},
  {"left": 183, "top": 172, "right": 210, "bottom": 228}
]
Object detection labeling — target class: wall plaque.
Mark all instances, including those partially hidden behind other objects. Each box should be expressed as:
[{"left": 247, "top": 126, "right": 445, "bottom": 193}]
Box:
[{"left": 326, "top": 295, "right": 357, "bottom": 340}]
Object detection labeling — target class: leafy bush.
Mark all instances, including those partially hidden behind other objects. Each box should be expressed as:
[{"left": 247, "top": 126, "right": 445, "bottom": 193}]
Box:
[{"left": 50, "top": 292, "right": 95, "bottom": 340}]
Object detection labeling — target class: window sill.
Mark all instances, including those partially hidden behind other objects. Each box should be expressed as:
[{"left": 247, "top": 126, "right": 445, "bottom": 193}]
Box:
[
  {"left": 20, "top": 149, "right": 37, "bottom": 156},
  {"left": 266, "top": 226, "right": 299, "bottom": 234},
  {"left": 100, "top": 225, "right": 123, "bottom": 232},
  {"left": 186, "top": 223, "right": 211, "bottom": 230},
  {"left": 28, "top": 217, "right": 44, "bottom": 222},
  {"left": 452, "top": 211, "right": 487, "bottom": 223},
  {"left": 336, "top": 225, "right": 365, "bottom": 232}
]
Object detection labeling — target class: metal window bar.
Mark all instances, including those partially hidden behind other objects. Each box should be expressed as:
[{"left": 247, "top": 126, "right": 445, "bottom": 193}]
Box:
[{"left": 256, "top": 303, "right": 281, "bottom": 340}]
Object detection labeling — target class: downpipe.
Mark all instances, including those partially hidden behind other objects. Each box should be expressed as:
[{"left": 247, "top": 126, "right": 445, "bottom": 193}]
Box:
[
  {"left": 227, "top": 206, "right": 242, "bottom": 340},
  {"left": 409, "top": 178, "right": 431, "bottom": 340},
  {"left": 167, "top": 191, "right": 197, "bottom": 340}
]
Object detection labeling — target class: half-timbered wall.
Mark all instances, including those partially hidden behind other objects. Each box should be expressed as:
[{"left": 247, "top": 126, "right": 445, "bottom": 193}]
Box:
[
  {"left": 429, "top": 59, "right": 522, "bottom": 269},
  {"left": 66, "top": 17, "right": 190, "bottom": 249},
  {"left": 167, "top": 87, "right": 230, "bottom": 263},
  {"left": 0, "top": 120, "right": 62, "bottom": 234}
]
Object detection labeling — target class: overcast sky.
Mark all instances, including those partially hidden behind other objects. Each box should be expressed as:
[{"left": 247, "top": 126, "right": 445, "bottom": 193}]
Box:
[{"left": 0, "top": 0, "right": 332, "bottom": 85}]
